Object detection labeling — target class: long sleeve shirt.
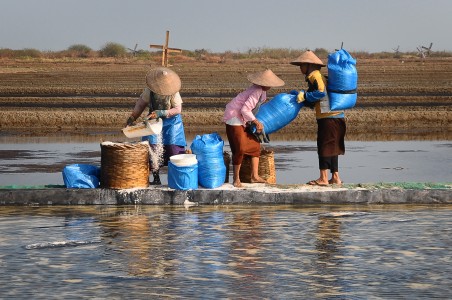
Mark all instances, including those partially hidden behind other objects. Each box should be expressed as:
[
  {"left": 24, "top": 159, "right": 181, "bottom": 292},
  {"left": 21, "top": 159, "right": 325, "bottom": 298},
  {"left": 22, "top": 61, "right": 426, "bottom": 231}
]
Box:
[
  {"left": 305, "top": 70, "right": 344, "bottom": 119},
  {"left": 223, "top": 84, "right": 266, "bottom": 126}
]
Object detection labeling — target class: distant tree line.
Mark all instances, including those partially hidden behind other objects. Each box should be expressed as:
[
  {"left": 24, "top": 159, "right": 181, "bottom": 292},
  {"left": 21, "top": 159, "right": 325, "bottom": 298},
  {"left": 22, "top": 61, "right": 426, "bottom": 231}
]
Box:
[{"left": 1, "top": 42, "right": 451, "bottom": 60}]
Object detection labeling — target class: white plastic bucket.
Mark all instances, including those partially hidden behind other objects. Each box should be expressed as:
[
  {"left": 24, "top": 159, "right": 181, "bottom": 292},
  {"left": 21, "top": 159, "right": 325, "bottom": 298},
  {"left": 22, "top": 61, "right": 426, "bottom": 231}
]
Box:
[
  {"left": 170, "top": 154, "right": 197, "bottom": 167},
  {"left": 122, "top": 118, "right": 163, "bottom": 138}
]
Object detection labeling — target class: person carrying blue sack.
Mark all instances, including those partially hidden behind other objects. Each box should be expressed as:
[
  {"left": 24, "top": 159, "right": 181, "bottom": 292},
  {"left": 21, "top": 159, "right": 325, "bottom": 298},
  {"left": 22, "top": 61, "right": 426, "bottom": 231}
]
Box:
[
  {"left": 126, "top": 67, "right": 186, "bottom": 185},
  {"left": 290, "top": 50, "right": 346, "bottom": 186},
  {"left": 223, "top": 69, "right": 285, "bottom": 188}
]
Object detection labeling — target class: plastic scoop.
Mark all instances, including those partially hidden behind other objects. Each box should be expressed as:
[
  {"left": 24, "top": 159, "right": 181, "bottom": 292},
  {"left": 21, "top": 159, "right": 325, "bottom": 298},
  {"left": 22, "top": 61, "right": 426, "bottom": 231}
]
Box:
[{"left": 122, "top": 118, "right": 163, "bottom": 138}]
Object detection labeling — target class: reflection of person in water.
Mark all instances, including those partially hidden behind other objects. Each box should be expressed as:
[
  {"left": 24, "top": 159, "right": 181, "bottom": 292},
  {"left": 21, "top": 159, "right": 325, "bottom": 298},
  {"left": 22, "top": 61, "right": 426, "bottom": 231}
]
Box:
[
  {"left": 99, "top": 208, "right": 177, "bottom": 277},
  {"left": 313, "top": 215, "right": 346, "bottom": 296},
  {"left": 119, "top": 214, "right": 154, "bottom": 276},
  {"left": 315, "top": 216, "right": 342, "bottom": 260},
  {"left": 228, "top": 212, "right": 264, "bottom": 284}
]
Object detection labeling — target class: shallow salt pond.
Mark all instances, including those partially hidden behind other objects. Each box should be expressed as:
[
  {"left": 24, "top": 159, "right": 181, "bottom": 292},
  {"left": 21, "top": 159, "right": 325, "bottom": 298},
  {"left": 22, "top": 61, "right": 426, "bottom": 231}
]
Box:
[
  {"left": 0, "top": 140, "right": 451, "bottom": 186},
  {"left": 0, "top": 205, "right": 451, "bottom": 298}
]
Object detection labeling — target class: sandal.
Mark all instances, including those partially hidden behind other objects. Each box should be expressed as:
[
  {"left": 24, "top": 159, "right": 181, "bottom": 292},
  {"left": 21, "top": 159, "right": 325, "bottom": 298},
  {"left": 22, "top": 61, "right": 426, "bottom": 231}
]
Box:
[{"left": 307, "top": 180, "right": 329, "bottom": 186}]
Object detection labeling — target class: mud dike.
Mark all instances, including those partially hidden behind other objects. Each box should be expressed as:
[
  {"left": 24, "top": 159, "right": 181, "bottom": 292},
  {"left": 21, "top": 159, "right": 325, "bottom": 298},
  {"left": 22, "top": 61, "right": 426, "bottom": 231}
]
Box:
[{"left": 1, "top": 183, "right": 450, "bottom": 206}]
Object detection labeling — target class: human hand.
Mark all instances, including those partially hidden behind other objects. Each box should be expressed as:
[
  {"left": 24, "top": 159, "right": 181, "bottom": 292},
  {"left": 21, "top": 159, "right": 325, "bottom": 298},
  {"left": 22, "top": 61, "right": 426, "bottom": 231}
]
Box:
[
  {"left": 253, "top": 119, "right": 263, "bottom": 133},
  {"left": 126, "top": 115, "right": 135, "bottom": 126},
  {"left": 297, "top": 90, "right": 305, "bottom": 103},
  {"left": 149, "top": 110, "right": 166, "bottom": 119},
  {"left": 147, "top": 112, "right": 157, "bottom": 119}
]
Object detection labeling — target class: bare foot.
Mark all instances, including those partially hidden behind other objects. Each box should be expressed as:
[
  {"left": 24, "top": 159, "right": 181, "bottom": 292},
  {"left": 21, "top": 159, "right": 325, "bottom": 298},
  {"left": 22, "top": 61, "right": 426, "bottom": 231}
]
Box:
[
  {"left": 328, "top": 179, "right": 343, "bottom": 185},
  {"left": 233, "top": 180, "right": 243, "bottom": 188},
  {"left": 250, "top": 176, "right": 267, "bottom": 183}
]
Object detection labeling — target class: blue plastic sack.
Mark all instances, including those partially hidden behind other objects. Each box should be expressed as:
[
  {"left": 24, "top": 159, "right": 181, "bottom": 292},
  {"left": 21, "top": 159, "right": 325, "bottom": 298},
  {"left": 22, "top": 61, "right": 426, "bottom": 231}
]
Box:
[
  {"left": 167, "top": 161, "right": 198, "bottom": 190},
  {"left": 255, "top": 93, "right": 303, "bottom": 134},
  {"left": 329, "top": 92, "right": 357, "bottom": 111},
  {"left": 63, "top": 164, "right": 100, "bottom": 188},
  {"left": 190, "top": 133, "right": 226, "bottom": 188},
  {"left": 327, "top": 49, "right": 358, "bottom": 110},
  {"left": 142, "top": 114, "right": 186, "bottom": 146}
]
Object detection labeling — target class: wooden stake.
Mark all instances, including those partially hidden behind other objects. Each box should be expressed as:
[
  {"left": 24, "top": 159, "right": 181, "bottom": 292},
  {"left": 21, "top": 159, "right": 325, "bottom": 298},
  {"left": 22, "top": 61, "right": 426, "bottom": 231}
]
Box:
[{"left": 149, "top": 30, "right": 182, "bottom": 67}]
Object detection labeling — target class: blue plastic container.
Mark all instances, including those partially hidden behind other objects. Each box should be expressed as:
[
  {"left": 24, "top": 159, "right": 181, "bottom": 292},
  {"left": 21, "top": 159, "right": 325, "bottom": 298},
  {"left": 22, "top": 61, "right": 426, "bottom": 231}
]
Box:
[{"left": 167, "top": 161, "right": 198, "bottom": 190}]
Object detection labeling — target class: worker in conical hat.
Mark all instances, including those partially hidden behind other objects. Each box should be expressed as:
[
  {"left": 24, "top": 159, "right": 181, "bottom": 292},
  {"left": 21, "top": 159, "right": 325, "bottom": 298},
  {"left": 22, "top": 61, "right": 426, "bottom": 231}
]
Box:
[
  {"left": 126, "top": 67, "right": 186, "bottom": 185},
  {"left": 291, "top": 50, "right": 346, "bottom": 187},
  {"left": 223, "top": 69, "right": 285, "bottom": 188},
  {"left": 290, "top": 50, "right": 326, "bottom": 67}
]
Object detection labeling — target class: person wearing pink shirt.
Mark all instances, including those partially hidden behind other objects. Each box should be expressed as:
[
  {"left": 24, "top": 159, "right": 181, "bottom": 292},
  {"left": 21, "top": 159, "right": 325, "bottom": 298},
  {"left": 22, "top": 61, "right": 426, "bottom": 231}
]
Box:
[{"left": 223, "top": 69, "right": 285, "bottom": 188}]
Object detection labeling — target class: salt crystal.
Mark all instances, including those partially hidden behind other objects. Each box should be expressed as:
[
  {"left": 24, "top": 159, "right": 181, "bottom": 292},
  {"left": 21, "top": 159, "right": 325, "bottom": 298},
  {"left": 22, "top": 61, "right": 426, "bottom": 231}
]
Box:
[{"left": 147, "top": 133, "right": 164, "bottom": 171}]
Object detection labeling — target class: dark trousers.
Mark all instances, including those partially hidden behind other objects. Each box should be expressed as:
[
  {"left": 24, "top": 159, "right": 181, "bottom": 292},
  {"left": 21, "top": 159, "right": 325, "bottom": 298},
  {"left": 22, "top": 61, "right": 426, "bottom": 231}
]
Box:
[{"left": 319, "top": 155, "right": 339, "bottom": 172}]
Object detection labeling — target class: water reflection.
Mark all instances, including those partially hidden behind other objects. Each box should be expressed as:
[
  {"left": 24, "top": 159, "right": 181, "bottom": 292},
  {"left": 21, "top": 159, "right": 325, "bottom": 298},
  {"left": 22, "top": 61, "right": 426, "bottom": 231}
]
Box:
[
  {"left": 313, "top": 215, "right": 344, "bottom": 297},
  {"left": 1, "top": 205, "right": 451, "bottom": 298},
  {"left": 228, "top": 211, "right": 265, "bottom": 293},
  {"left": 1, "top": 127, "right": 451, "bottom": 143},
  {"left": 100, "top": 207, "right": 178, "bottom": 278}
]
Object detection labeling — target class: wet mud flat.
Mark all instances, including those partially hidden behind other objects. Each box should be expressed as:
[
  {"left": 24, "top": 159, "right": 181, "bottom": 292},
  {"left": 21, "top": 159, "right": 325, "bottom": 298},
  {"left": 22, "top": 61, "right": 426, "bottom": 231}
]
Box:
[{"left": 0, "top": 57, "right": 451, "bottom": 134}]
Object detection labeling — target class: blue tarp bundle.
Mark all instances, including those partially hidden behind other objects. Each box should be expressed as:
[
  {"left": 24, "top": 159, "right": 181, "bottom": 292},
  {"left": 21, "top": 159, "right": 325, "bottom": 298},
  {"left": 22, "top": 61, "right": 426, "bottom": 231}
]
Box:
[
  {"left": 190, "top": 133, "right": 226, "bottom": 188},
  {"left": 327, "top": 49, "right": 358, "bottom": 110},
  {"left": 62, "top": 164, "right": 100, "bottom": 188},
  {"left": 167, "top": 161, "right": 198, "bottom": 190},
  {"left": 256, "top": 92, "right": 304, "bottom": 134}
]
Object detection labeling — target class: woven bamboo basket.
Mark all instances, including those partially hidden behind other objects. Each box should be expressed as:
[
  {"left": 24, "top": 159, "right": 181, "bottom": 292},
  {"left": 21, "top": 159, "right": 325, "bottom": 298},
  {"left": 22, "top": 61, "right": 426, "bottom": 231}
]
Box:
[
  {"left": 100, "top": 141, "right": 150, "bottom": 189},
  {"left": 239, "top": 149, "right": 276, "bottom": 184},
  {"left": 223, "top": 151, "right": 231, "bottom": 183}
]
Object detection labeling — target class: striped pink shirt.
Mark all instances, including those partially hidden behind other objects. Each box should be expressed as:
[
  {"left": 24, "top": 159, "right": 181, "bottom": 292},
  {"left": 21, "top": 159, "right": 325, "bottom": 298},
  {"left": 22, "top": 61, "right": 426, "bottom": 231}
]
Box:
[{"left": 223, "top": 84, "right": 266, "bottom": 126}]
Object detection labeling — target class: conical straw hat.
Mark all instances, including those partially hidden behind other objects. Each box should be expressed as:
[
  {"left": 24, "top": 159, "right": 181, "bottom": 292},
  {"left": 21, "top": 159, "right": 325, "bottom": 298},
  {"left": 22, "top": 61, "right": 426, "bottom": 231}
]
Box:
[
  {"left": 145, "top": 67, "right": 181, "bottom": 95},
  {"left": 247, "top": 69, "right": 285, "bottom": 87},
  {"left": 290, "top": 50, "right": 325, "bottom": 66}
]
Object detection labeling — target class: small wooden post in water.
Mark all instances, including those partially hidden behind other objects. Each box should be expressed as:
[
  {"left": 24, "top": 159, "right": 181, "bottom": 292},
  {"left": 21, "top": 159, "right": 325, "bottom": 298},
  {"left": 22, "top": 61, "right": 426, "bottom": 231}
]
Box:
[{"left": 150, "top": 30, "right": 182, "bottom": 67}]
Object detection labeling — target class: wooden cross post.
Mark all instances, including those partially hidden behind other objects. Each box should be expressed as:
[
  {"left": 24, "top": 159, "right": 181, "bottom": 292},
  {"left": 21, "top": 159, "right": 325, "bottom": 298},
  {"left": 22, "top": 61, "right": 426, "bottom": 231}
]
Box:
[{"left": 149, "top": 31, "right": 182, "bottom": 67}]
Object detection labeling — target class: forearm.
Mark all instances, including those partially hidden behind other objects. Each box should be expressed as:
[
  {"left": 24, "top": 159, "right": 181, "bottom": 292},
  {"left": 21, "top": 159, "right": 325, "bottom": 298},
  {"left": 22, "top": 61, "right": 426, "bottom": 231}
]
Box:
[
  {"left": 165, "top": 105, "right": 182, "bottom": 118},
  {"left": 304, "top": 90, "right": 326, "bottom": 103},
  {"left": 130, "top": 97, "right": 148, "bottom": 119}
]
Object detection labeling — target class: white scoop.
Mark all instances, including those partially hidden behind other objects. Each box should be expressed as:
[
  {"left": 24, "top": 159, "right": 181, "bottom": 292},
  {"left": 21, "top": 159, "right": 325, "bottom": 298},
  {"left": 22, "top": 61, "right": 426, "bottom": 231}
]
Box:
[{"left": 122, "top": 118, "right": 163, "bottom": 138}]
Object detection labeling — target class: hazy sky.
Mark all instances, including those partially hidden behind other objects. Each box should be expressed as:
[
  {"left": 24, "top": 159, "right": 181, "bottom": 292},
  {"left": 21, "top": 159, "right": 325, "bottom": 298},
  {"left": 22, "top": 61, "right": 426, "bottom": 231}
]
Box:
[{"left": 1, "top": 0, "right": 451, "bottom": 53}]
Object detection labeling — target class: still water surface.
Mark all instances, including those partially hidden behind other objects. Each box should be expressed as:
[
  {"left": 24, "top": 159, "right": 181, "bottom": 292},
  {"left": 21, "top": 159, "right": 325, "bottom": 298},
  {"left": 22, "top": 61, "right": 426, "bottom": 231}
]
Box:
[
  {"left": 0, "top": 138, "right": 451, "bottom": 185},
  {"left": 0, "top": 205, "right": 451, "bottom": 299}
]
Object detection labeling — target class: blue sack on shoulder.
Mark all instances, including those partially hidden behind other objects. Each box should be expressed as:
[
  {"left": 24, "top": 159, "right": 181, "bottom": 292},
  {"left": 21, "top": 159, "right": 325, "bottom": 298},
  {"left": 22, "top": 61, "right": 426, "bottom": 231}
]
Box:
[
  {"left": 327, "top": 49, "right": 358, "bottom": 110},
  {"left": 256, "top": 93, "right": 303, "bottom": 134}
]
